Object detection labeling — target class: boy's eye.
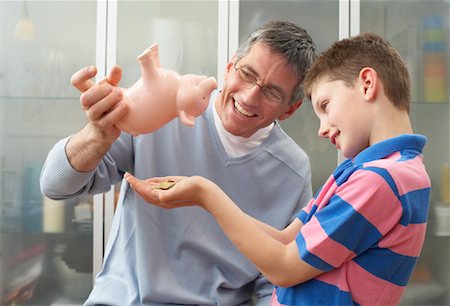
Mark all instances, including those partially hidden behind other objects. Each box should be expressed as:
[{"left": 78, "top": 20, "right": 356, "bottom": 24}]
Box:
[{"left": 320, "top": 101, "right": 329, "bottom": 111}]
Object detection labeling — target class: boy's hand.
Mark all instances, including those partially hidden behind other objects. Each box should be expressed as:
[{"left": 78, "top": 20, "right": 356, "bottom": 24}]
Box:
[{"left": 124, "top": 173, "right": 207, "bottom": 209}]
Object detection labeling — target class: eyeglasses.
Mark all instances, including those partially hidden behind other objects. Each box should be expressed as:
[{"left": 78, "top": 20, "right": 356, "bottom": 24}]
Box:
[{"left": 233, "top": 64, "right": 286, "bottom": 106}]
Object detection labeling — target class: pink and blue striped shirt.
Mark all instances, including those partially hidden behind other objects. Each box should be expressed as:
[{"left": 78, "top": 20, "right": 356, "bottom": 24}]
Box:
[{"left": 273, "top": 134, "right": 431, "bottom": 306}]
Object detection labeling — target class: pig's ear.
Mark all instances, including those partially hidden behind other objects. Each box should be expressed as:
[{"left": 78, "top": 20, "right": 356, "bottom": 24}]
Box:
[
  {"left": 179, "top": 111, "right": 195, "bottom": 127},
  {"left": 150, "top": 44, "right": 162, "bottom": 69}
]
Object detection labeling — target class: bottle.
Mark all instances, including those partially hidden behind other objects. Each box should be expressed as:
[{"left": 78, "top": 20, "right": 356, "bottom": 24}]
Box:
[
  {"left": 42, "top": 196, "right": 65, "bottom": 233},
  {"left": 422, "top": 15, "right": 448, "bottom": 103}
]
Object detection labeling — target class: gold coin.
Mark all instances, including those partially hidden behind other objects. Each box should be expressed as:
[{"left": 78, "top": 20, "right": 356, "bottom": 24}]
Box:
[{"left": 152, "top": 180, "right": 176, "bottom": 190}]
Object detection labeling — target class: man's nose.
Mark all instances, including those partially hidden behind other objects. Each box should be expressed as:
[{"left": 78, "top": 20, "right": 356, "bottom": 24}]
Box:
[{"left": 242, "top": 84, "right": 262, "bottom": 104}]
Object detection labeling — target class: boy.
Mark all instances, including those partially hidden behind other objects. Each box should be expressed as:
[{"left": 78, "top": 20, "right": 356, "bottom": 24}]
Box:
[{"left": 125, "top": 33, "right": 431, "bottom": 305}]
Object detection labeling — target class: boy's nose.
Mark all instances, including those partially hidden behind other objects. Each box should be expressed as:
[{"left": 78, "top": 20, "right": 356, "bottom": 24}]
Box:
[{"left": 318, "top": 122, "right": 329, "bottom": 138}]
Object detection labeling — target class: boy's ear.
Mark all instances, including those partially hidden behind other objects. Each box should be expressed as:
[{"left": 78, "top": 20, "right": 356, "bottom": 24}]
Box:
[{"left": 359, "top": 67, "right": 378, "bottom": 101}]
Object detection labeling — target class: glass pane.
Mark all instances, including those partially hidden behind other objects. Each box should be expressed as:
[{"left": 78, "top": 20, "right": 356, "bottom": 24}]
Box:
[
  {"left": 361, "top": 1, "right": 450, "bottom": 305},
  {"left": 239, "top": 0, "right": 339, "bottom": 193},
  {"left": 0, "top": 1, "right": 96, "bottom": 305},
  {"left": 116, "top": 0, "right": 218, "bottom": 88}
]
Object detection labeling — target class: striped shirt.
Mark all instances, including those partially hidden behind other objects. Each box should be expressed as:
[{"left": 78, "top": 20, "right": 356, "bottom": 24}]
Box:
[{"left": 273, "top": 134, "right": 431, "bottom": 306}]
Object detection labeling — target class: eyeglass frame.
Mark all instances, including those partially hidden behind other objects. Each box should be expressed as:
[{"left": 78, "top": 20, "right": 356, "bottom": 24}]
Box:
[{"left": 233, "top": 64, "right": 288, "bottom": 106}]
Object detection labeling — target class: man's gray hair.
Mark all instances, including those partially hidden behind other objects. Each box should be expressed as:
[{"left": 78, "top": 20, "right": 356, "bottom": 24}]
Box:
[{"left": 235, "top": 20, "right": 317, "bottom": 104}]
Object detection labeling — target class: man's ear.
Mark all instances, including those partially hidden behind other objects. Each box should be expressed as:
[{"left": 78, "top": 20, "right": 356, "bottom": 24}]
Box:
[
  {"left": 278, "top": 100, "right": 303, "bottom": 121},
  {"left": 359, "top": 67, "right": 378, "bottom": 101},
  {"left": 224, "top": 54, "right": 237, "bottom": 81}
]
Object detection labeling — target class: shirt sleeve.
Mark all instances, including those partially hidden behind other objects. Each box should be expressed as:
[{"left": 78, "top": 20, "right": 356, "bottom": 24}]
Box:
[
  {"left": 40, "top": 137, "right": 96, "bottom": 199},
  {"left": 40, "top": 133, "right": 134, "bottom": 199},
  {"left": 295, "top": 168, "right": 403, "bottom": 271}
]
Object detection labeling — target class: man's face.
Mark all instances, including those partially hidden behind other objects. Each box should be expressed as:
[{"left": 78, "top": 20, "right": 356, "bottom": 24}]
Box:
[{"left": 215, "top": 42, "right": 301, "bottom": 138}]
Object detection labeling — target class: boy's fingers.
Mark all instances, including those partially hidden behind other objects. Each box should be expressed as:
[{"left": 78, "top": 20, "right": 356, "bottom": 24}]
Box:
[
  {"left": 124, "top": 172, "right": 141, "bottom": 187},
  {"left": 125, "top": 173, "right": 154, "bottom": 199},
  {"left": 125, "top": 173, "right": 159, "bottom": 192}
]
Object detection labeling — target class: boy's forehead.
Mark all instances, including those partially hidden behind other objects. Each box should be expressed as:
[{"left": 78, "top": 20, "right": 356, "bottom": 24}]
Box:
[{"left": 310, "top": 77, "right": 331, "bottom": 101}]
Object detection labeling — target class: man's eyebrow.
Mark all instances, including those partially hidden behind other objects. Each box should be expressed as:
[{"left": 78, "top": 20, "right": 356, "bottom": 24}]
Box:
[{"left": 241, "top": 64, "right": 287, "bottom": 97}]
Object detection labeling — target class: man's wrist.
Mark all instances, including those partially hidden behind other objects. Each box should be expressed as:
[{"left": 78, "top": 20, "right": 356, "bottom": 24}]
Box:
[{"left": 66, "top": 125, "right": 114, "bottom": 172}]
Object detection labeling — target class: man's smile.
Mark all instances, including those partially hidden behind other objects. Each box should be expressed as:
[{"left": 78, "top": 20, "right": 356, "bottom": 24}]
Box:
[{"left": 234, "top": 100, "right": 256, "bottom": 117}]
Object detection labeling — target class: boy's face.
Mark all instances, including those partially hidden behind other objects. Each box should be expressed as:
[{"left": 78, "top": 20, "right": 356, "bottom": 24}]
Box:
[
  {"left": 215, "top": 42, "right": 301, "bottom": 138},
  {"left": 310, "top": 78, "right": 372, "bottom": 159}
]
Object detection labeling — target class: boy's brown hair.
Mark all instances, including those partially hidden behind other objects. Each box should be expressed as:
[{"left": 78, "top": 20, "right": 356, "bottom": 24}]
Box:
[{"left": 303, "top": 32, "right": 411, "bottom": 112}]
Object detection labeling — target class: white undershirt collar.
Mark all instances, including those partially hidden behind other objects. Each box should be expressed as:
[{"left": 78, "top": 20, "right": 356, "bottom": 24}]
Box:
[{"left": 212, "top": 100, "right": 274, "bottom": 158}]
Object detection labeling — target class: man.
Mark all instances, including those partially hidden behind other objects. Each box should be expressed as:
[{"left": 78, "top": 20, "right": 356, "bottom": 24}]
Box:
[{"left": 40, "top": 20, "right": 317, "bottom": 305}]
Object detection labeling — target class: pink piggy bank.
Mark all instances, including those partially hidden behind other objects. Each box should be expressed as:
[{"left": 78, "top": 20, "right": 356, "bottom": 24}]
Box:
[{"left": 115, "top": 43, "right": 217, "bottom": 135}]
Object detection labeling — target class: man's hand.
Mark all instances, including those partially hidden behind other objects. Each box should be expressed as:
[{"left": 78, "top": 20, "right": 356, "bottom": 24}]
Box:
[
  {"left": 65, "top": 65, "right": 128, "bottom": 172},
  {"left": 72, "top": 66, "right": 127, "bottom": 131},
  {"left": 71, "top": 65, "right": 122, "bottom": 92}
]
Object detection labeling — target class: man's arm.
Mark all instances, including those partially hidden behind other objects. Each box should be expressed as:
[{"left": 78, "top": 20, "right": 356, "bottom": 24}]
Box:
[{"left": 40, "top": 65, "right": 129, "bottom": 198}]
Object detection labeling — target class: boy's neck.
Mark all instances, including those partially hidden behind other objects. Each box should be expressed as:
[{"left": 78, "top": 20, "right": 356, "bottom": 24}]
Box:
[{"left": 370, "top": 100, "right": 413, "bottom": 146}]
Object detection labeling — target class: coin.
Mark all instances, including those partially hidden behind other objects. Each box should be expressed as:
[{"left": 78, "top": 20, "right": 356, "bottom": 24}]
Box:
[{"left": 152, "top": 180, "right": 176, "bottom": 190}]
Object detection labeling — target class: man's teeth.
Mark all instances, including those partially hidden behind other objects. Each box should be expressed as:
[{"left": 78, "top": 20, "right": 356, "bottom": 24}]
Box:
[{"left": 234, "top": 101, "right": 255, "bottom": 117}]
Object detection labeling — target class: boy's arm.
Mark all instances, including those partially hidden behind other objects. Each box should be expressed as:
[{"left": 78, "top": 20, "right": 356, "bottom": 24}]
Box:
[
  {"left": 199, "top": 180, "right": 321, "bottom": 287},
  {"left": 125, "top": 174, "right": 323, "bottom": 287}
]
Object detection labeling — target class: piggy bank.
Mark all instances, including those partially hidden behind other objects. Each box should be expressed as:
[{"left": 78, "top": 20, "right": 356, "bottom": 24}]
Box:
[{"left": 115, "top": 43, "right": 217, "bottom": 135}]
